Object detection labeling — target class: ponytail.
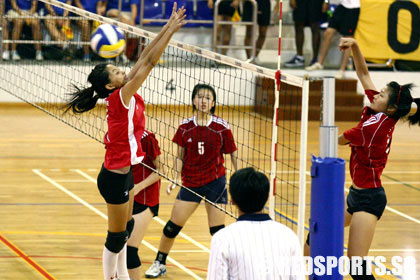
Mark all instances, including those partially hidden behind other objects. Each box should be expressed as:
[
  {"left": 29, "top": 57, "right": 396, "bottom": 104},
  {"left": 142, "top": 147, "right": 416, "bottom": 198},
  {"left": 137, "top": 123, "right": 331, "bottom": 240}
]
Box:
[
  {"left": 408, "top": 98, "right": 420, "bottom": 126},
  {"left": 387, "top": 82, "right": 415, "bottom": 119}
]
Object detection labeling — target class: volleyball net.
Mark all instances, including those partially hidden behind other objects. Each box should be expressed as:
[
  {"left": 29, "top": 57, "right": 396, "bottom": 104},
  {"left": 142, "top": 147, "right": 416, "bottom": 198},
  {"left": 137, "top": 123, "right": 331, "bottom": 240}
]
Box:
[{"left": 0, "top": 0, "right": 308, "bottom": 235}]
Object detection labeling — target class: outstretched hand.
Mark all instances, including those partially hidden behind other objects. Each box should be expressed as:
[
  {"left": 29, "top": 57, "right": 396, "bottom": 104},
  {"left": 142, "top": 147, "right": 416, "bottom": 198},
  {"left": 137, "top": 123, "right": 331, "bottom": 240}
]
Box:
[
  {"left": 167, "top": 2, "right": 187, "bottom": 32},
  {"left": 339, "top": 38, "right": 357, "bottom": 52}
]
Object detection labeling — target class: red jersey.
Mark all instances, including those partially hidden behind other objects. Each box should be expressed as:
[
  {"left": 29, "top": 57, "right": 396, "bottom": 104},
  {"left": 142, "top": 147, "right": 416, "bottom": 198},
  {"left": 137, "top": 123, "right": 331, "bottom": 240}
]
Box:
[
  {"left": 172, "top": 115, "right": 237, "bottom": 188},
  {"left": 343, "top": 90, "right": 398, "bottom": 189},
  {"left": 133, "top": 131, "right": 161, "bottom": 207},
  {"left": 104, "top": 89, "right": 146, "bottom": 170}
]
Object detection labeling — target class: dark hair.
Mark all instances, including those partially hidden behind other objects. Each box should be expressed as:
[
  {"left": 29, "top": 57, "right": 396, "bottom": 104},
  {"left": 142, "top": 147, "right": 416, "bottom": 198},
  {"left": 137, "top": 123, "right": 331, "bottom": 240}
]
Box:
[
  {"left": 64, "top": 63, "right": 113, "bottom": 113},
  {"left": 191, "top": 84, "right": 216, "bottom": 114},
  {"left": 386, "top": 82, "right": 420, "bottom": 125},
  {"left": 229, "top": 167, "right": 270, "bottom": 213}
]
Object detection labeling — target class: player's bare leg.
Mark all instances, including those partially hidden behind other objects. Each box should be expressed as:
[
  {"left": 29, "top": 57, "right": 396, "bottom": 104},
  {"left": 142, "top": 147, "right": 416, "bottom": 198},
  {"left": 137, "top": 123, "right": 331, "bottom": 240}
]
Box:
[{"left": 205, "top": 202, "right": 226, "bottom": 227}]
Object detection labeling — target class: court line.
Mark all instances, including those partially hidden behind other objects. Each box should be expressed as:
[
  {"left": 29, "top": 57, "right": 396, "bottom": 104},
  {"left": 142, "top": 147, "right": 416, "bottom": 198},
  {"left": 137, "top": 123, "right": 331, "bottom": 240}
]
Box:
[
  {"left": 73, "top": 169, "right": 211, "bottom": 254},
  {"left": 0, "top": 233, "right": 56, "bottom": 280},
  {"left": 369, "top": 249, "right": 420, "bottom": 252},
  {"left": 33, "top": 169, "right": 202, "bottom": 280},
  {"left": 381, "top": 174, "right": 420, "bottom": 192}
]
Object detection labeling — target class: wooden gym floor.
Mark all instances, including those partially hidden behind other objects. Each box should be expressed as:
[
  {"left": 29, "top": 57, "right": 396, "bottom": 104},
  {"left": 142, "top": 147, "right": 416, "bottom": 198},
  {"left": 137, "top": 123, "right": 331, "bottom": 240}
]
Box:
[{"left": 0, "top": 104, "right": 419, "bottom": 279}]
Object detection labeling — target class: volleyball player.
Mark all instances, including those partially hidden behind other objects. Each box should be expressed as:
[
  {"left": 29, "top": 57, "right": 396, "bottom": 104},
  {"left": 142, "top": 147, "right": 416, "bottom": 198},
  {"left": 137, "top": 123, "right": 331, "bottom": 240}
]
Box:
[
  {"left": 126, "top": 130, "right": 162, "bottom": 280},
  {"left": 145, "top": 84, "right": 238, "bottom": 278},
  {"left": 64, "top": 4, "right": 186, "bottom": 280},
  {"left": 305, "top": 38, "right": 420, "bottom": 280}
]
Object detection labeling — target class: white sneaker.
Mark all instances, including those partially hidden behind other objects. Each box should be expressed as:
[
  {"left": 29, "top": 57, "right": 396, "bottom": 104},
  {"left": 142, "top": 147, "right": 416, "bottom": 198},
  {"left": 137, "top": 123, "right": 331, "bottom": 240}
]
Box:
[
  {"left": 335, "top": 70, "right": 345, "bottom": 79},
  {"left": 35, "top": 51, "right": 43, "bottom": 61},
  {"left": 2, "top": 51, "right": 10, "bottom": 60},
  {"left": 145, "top": 261, "right": 166, "bottom": 278},
  {"left": 12, "top": 51, "right": 21, "bottom": 61},
  {"left": 305, "top": 62, "right": 324, "bottom": 71}
]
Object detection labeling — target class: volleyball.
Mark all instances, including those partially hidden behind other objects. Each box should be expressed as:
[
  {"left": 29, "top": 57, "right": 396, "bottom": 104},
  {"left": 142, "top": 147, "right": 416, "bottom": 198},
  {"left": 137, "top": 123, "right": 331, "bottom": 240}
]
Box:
[{"left": 90, "top": 24, "right": 126, "bottom": 58}]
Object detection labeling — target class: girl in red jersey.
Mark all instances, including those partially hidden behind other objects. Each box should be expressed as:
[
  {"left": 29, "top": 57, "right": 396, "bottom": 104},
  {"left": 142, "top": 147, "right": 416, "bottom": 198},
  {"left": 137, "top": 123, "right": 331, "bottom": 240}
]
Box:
[
  {"left": 145, "top": 84, "right": 238, "bottom": 278},
  {"left": 305, "top": 38, "right": 420, "bottom": 280},
  {"left": 64, "top": 5, "right": 186, "bottom": 280},
  {"left": 127, "top": 130, "right": 162, "bottom": 280}
]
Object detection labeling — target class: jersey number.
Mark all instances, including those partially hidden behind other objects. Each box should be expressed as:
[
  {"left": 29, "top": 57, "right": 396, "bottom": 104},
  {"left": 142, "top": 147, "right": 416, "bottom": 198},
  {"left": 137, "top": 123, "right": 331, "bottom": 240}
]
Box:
[{"left": 198, "top": 142, "right": 205, "bottom": 155}]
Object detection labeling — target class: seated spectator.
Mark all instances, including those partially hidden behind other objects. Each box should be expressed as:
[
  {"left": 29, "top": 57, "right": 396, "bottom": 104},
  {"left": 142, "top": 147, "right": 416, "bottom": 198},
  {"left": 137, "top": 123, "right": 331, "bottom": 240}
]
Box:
[
  {"left": 207, "top": 0, "right": 239, "bottom": 56},
  {"left": 207, "top": 167, "right": 305, "bottom": 280},
  {"left": 103, "top": 0, "right": 139, "bottom": 63},
  {"left": 2, "top": 0, "right": 11, "bottom": 60},
  {"left": 44, "top": 0, "right": 73, "bottom": 61},
  {"left": 8, "top": 0, "right": 43, "bottom": 61},
  {"left": 74, "top": 0, "right": 106, "bottom": 62}
]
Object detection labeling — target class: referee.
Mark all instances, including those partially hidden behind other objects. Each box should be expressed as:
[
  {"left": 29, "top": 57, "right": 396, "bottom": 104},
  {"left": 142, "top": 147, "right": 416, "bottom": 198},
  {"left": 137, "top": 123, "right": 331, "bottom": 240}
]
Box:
[{"left": 207, "top": 167, "right": 305, "bottom": 280}]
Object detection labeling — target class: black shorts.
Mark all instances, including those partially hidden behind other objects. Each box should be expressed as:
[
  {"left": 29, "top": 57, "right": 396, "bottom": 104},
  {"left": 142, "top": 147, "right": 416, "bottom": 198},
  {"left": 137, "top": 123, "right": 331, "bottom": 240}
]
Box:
[
  {"left": 218, "top": 1, "right": 236, "bottom": 17},
  {"left": 242, "top": 0, "right": 271, "bottom": 26},
  {"left": 97, "top": 164, "right": 134, "bottom": 204},
  {"left": 328, "top": 5, "right": 360, "bottom": 36},
  {"left": 346, "top": 186, "right": 387, "bottom": 220},
  {"left": 133, "top": 200, "right": 159, "bottom": 217},
  {"left": 293, "top": 0, "right": 325, "bottom": 25},
  {"left": 176, "top": 175, "right": 228, "bottom": 204}
]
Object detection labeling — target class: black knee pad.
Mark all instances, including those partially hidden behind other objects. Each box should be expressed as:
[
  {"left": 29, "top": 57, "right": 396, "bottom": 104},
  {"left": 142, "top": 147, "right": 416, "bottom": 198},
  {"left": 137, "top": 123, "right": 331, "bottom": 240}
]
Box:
[
  {"left": 163, "top": 220, "right": 182, "bottom": 238},
  {"left": 126, "top": 245, "right": 141, "bottom": 269},
  {"left": 105, "top": 230, "right": 128, "bottom": 253},
  {"left": 209, "top": 225, "right": 225, "bottom": 236},
  {"left": 126, "top": 218, "right": 135, "bottom": 238},
  {"left": 306, "top": 233, "right": 310, "bottom": 246}
]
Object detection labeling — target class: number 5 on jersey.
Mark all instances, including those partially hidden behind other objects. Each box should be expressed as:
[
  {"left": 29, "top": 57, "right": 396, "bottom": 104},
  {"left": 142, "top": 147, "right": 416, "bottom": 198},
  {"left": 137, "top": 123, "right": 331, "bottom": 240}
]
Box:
[{"left": 198, "top": 141, "right": 204, "bottom": 155}]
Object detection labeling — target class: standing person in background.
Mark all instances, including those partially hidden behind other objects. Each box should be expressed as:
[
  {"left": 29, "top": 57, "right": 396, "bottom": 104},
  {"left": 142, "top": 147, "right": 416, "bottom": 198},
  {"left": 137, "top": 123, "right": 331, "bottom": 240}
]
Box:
[
  {"left": 74, "top": 0, "right": 106, "bottom": 62},
  {"left": 2, "top": 0, "right": 11, "bottom": 60},
  {"left": 285, "top": 0, "right": 329, "bottom": 67},
  {"left": 242, "top": 0, "right": 271, "bottom": 64},
  {"left": 305, "top": 0, "right": 360, "bottom": 79},
  {"left": 207, "top": 0, "right": 239, "bottom": 55},
  {"left": 207, "top": 167, "right": 305, "bottom": 280},
  {"left": 8, "top": 0, "right": 43, "bottom": 61}
]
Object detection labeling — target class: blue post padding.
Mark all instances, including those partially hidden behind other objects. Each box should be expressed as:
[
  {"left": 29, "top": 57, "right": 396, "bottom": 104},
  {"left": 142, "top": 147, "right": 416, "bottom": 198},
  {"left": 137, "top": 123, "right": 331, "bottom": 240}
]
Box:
[{"left": 310, "top": 155, "right": 345, "bottom": 280}]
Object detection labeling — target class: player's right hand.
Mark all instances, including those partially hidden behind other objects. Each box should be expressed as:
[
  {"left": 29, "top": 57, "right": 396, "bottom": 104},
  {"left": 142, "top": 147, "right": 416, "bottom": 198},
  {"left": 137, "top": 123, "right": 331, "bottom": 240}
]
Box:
[
  {"left": 167, "top": 183, "right": 176, "bottom": 195},
  {"left": 339, "top": 38, "right": 357, "bottom": 51}
]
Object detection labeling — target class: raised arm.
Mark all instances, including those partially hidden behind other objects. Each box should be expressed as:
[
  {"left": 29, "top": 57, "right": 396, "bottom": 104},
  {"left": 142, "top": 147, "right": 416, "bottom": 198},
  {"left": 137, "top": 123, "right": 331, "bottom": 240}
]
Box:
[
  {"left": 339, "top": 38, "right": 376, "bottom": 91},
  {"left": 121, "top": 3, "right": 186, "bottom": 105},
  {"left": 133, "top": 157, "right": 162, "bottom": 195}
]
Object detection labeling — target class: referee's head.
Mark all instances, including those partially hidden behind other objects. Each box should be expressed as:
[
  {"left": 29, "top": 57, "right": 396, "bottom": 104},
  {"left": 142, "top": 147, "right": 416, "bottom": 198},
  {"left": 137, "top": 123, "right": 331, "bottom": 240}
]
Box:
[{"left": 229, "top": 167, "right": 269, "bottom": 214}]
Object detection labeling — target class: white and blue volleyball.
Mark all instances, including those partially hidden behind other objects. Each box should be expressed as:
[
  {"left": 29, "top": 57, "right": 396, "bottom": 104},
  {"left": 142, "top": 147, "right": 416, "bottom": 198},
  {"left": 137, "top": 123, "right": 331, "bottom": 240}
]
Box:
[{"left": 90, "top": 24, "right": 125, "bottom": 58}]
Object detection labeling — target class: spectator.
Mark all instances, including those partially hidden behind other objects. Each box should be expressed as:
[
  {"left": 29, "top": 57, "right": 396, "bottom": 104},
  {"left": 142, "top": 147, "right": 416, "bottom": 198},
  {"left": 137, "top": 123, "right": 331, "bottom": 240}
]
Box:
[
  {"left": 44, "top": 0, "right": 73, "bottom": 61},
  {"left": 103, "top": 0, "right": 139, "bottom": 63},
  {"left": 285, "top": 0, "right": 329, "bottom": 67},
  {"left": 74, "top": 0, "right": 106, "bottom": 62},
  {"left": 2, "top": 0, "right": 11, "bottom": 60},
  {"left": 207, "top": 0, "right": 239, "bottom": 55},
  {"left": 243, "top": 0, "right": 271, "bottom": 63},
  {"left": 207, "top": 167, "right": 305, "bottom": 280},
  {"left": 305, "top": 0, "right": 360, "bottom": 79},
  {"left": 8, "top": 0, "right": 43, "bottom": 61}
]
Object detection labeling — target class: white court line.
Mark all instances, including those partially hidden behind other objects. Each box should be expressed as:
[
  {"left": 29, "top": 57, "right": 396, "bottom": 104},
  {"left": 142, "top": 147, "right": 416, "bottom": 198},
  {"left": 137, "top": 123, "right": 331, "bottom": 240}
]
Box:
[
  {"left": 33, "top": 169, "right": 202, "bottom": 280},
  {"left": 72, "top": 169, "right": 211, "bottom": 254},
  {"left": 171, "top": 250, "right": 207, "bottom": 253},
  {"left": 369, "top": 249, "right": 420, "bottom": 252},
  {"left": 56, "top": 179, "right": 90, "bottom": 183}
]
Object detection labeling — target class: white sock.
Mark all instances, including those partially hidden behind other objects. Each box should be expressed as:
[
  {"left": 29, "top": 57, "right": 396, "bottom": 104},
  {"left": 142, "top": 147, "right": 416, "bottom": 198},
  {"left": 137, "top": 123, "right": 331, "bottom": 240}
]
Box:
[
  {"left": 116, "top": 244, "right": 130, "bottom": 280},
  {"left": 103, "top": 246, "right": 118, "bottom": 280}
]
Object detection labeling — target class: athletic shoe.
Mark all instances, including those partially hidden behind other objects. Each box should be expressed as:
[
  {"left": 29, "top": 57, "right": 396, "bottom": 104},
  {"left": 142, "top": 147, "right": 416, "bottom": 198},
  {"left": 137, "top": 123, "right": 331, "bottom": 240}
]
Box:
[
  {"left": 35, "top": 51, "right": 44, "bottom": 61},
  {"left": 2, "top": 50, "right": 10, "bottom": 60},
  {"left": 309, "top": 57, "right": 317, "bottom": 66},
  {"left": 305, "top": 62, "right": 323, "bottom": 71},
  {"left": 12, "top": 51, "right": 21, "bottom": 61},
  {"left": 285, "top": 55, "right": 304, "bottom": 67},
  {"left": 145, "top": 261, "right": 166, "bottom": 278},
  {"left": 83, "top": 53, "right": 91, "bottom": 62},
  {"left": 335, "top": 70, "right": 345, "bottom": 79}
]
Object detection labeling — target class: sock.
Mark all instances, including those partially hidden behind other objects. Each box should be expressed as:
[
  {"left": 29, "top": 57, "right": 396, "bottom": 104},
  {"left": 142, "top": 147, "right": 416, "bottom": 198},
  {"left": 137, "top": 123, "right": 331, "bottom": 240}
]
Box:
[
  {"left": 116, "top": 244, "right": 130, "bottom": 280},
  {"left": 103, "top": 246, "right": 118, "bottom": 280},
  {"left": 156, "top": 251, "right": 168, "bottom": 265}
]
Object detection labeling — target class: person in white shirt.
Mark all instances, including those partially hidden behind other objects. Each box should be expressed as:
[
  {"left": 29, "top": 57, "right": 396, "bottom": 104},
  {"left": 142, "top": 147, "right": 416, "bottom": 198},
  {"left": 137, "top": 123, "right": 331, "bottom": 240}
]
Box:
[{"left": 207, "top": 167, "right": 305, "bottom": 280}]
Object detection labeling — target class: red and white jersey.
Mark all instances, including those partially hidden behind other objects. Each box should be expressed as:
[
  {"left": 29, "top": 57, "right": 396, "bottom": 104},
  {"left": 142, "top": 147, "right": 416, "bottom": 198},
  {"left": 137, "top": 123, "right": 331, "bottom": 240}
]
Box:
[
  {"left": 173, "top": 115, "right": 237, "bottom": 188},
  {"left": 343, "top": 90, "right": 398, "bottom": 189},
  {"left": 104, "top": 88, "right": 146, "bottom": 170},
  {"left": 133, "top": 131, "right": 161, "bottom": 207}
]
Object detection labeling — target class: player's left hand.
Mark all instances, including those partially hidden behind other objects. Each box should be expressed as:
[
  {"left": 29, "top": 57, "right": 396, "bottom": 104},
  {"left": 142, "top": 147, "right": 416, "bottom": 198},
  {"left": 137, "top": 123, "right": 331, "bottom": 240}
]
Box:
[{"left": 339, "top": 38, "right": 356, "bottom": 51}]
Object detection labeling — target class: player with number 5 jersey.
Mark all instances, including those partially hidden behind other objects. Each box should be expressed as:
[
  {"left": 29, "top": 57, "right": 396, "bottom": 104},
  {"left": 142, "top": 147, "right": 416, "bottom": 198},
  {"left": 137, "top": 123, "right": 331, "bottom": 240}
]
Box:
[{"left": 145, "top": 84, "right": 238, "bottom": 278}]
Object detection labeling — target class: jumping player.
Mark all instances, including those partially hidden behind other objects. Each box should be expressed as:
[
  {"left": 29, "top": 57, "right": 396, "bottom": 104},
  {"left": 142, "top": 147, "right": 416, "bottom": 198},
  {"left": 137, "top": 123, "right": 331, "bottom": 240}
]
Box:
[
  {"left": 145, "top": 84, "right": 238, "bottom": 278},
  {"left": 64, "top": 5, "right": 186, "bottom": 280}
]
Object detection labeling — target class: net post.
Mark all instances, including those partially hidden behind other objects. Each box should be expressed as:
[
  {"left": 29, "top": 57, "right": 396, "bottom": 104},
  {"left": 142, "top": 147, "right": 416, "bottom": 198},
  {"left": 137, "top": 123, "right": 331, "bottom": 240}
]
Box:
[
  {"left": 319, "top": 77, "right": 337, "bottom": 158},
  {"left": 297, "top": 75, "right": 309, "bottom": 247}
]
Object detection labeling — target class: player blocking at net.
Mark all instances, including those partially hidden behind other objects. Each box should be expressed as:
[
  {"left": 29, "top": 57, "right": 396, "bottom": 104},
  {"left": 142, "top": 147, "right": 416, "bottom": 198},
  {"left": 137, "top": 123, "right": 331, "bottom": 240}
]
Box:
[
  {"left": 145, "top": 84, "right": 238, "bottom": 278},
  {"left": 64, "top": 4, "right": 186, "bottom": 280},
  {"left": 305, "top": 38, "right": 420, "bottom": 280}
]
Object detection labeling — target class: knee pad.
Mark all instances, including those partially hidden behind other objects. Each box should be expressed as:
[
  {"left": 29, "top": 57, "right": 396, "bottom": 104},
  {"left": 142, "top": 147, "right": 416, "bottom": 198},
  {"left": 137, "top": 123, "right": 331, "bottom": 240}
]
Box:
[
  {"left": 126, "top": 245, "right": 141, "bottom": 269},
  {"left": 126, "top": 218, "right": 135, "bottom": 238},
  {"left": 306, "top": 233, "right": 310, "bottom": 246},
  {"left": 105, "top": 230, "right": 128, "bottom": 253},
  {"left": 209, "top": 225, "right": 225, "bottom": 236},
  {"left": 163, "top": 220, "right": 182, "bottom": 238}
]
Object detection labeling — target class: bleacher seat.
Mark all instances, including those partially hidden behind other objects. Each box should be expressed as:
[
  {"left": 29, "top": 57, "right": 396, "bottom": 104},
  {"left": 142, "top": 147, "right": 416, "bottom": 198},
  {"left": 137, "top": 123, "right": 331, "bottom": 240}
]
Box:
[
  {"left": 136, "top": 0, "right": 165, "bottom": 26},
  {"left": 196, "top": 0, "right": 213, "bottom": 27},
  {"left": 164, "top": 0, "right": 196, "bottom": 27}
]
